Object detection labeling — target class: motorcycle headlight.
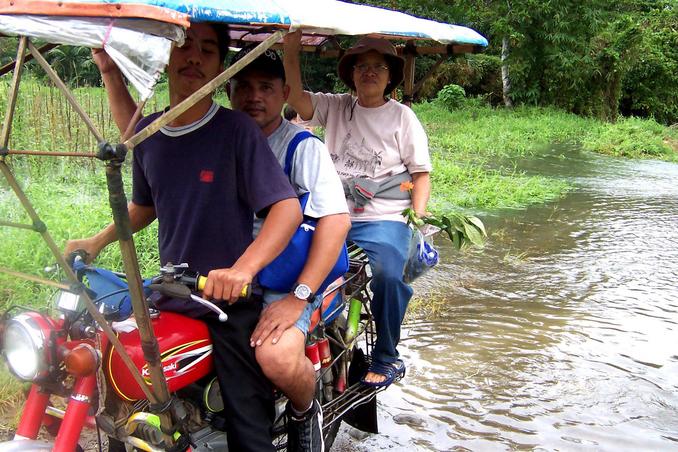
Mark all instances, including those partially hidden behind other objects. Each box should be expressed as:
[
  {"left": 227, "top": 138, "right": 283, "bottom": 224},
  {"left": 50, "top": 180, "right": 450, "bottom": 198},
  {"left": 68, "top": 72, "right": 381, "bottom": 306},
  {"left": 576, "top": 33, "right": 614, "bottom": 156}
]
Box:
[{"left": 2, "top": 313, "right": 50, "bottom": 381}]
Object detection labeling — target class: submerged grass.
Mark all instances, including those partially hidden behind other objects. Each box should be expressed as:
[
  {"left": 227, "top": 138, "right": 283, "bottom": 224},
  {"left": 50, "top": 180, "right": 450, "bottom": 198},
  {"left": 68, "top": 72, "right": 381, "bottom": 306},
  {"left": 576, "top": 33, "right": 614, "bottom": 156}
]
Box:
[
  {"left": 414, "top": 103, "right": 586, "bottom": 212},
  {"left": 582, "top": 116, "right": 678, "bottom": 159},
  {"left": 414, "top": 101, "right": 678, "bottom": 215}
]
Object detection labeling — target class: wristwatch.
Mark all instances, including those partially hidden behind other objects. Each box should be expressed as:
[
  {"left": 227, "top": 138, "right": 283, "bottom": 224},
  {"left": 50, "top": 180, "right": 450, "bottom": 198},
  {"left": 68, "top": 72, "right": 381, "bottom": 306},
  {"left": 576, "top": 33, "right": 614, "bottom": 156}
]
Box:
[{"left": 292, "top": 283, "right": 315, "bottom": 303}]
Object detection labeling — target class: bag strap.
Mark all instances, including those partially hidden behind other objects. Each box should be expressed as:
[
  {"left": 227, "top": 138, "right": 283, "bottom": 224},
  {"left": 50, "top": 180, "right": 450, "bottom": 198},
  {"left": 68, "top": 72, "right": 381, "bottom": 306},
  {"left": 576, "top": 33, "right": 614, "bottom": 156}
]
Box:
[{"left": 284, "top": 130, "right": 318, "bottom": 177}]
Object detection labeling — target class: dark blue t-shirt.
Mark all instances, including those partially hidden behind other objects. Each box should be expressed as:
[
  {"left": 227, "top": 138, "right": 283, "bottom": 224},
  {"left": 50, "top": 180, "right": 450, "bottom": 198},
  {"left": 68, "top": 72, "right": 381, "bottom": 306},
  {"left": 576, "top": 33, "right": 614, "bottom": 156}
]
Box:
[{"left": 132, "top": 105, "right": 296, "bottom": 275}]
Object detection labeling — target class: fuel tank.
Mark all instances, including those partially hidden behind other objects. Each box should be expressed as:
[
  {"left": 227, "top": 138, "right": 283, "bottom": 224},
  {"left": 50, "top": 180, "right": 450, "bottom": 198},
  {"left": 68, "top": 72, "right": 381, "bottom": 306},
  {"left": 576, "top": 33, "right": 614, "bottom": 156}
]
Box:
[{"left": 105, "top": 312, "right": 213, "bottom": 401}]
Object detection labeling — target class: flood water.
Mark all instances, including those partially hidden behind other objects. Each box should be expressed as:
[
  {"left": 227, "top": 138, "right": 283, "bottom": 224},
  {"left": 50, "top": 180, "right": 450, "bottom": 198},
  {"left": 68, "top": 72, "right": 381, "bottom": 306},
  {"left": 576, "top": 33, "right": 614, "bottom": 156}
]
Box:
[{"left": 336, "top": 146, "right": 678, "bottom": 451}]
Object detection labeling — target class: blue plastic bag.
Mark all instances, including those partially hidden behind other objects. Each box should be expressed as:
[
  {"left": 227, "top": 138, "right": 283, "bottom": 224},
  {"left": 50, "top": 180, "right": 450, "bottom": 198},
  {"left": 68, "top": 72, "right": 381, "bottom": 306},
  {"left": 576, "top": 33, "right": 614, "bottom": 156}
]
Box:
[{"left": 403, "top": 227, "right": 439, "bottom": 283}]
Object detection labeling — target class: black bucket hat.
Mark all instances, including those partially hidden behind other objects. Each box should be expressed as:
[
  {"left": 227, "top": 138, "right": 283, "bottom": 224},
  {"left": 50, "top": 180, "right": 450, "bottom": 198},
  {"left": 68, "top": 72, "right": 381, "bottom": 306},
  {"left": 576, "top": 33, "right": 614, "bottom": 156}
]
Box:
[{"left": 337, "top": 37, "right": 404, "bottom": 95}]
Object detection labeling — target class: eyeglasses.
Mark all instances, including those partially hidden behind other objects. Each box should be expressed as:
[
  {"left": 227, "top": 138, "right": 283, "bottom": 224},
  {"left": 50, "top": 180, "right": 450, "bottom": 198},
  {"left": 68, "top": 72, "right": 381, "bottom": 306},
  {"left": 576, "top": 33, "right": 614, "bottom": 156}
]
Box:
[{"left": 353, "top": 63, "right": 389, "bottom": 74}]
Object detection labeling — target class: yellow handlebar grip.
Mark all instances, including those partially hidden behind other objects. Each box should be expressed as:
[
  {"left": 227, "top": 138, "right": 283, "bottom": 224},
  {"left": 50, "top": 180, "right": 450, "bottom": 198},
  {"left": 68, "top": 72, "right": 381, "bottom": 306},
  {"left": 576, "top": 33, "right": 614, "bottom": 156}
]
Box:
[
  {"left": 241, "top": 284, "right": 251, "bottom": 298},
  {"left": 197, "top": 275, "right": 207, "bottom": 291},
  {"left": 196, "top": 275, "right": 249, "bottom": 298}
]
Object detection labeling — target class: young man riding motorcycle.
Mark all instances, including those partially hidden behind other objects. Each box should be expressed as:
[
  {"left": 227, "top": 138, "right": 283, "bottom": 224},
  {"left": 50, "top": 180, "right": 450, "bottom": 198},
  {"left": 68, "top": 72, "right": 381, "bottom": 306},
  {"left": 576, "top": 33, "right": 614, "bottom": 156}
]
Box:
[{"left": 64, "top": 23, "right": 301, "bottom": 452}]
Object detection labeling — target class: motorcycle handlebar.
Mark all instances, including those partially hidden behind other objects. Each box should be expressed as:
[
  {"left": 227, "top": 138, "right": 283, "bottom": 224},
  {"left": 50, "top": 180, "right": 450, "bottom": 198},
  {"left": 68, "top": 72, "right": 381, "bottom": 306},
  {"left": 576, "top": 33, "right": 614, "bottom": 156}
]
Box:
[
  {"left": 66, "top": 249, "right": 90, "bottom": 270},
  {"left": 196, "top": 275, "right": 250, "bottom": 299}
]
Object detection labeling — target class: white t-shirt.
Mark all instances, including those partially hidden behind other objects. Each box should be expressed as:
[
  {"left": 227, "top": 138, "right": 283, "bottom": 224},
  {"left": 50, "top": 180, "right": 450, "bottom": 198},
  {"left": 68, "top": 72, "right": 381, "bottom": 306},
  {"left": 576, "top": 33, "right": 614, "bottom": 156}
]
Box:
[
  {"left": 309, "top": 92, "right": 431, "bottom": 222},
  {"left": 253, "top": 119, "right": 348, "bottom": 235}
]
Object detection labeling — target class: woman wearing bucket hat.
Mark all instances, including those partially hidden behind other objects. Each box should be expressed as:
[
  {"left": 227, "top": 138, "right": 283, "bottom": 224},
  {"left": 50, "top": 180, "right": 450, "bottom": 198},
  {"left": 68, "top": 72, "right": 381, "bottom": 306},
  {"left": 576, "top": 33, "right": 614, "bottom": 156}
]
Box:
[{"left": 283, "top": 31, "right": 432, "bottom": 387}]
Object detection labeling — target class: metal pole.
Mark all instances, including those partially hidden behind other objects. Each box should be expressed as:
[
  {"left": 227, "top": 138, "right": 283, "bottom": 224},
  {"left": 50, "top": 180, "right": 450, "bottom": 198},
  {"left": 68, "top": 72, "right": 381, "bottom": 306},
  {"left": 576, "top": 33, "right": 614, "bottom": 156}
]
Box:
[
  {"left": 121, "top": 99, "right": 147, "bottom": 142},
  {"left": 27, "top": 40, "right": 105, "bottom": 144},
  {"left": 0, "top": 220, "right": 37, "bottom": 231},
  {"left": 402, "top": 43, "right": 416, "bottom": 108},
  {"left": 4, "top": 149, "right": 97, "bottom": 158},
  {"left": 0, "top": 43, "right": 57, "bottom": 77},
  {"left": 0, "top": 36, "right": 27, "bottom": 148},
  {"left": 125, "top": 29, "right": 286, "bottom": 150},
  {"left": 0, "top": 267, "right": 69, "bottom": 290},
  {"left": 104, "top": 158, "right": 175, "bottom": 443}
]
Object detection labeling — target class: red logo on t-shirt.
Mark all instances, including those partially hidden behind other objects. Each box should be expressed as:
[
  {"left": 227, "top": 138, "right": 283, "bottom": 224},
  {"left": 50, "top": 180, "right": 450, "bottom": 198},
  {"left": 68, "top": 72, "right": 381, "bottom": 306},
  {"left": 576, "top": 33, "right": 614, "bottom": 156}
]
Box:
[{"left": 200, "top": 170, "right": 214, "bottom": 183}]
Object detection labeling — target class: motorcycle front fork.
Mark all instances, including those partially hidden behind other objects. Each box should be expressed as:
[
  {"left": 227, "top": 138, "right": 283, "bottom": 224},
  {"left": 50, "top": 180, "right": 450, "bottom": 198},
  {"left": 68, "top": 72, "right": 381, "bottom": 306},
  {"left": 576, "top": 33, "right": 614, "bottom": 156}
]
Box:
[{"left": 15, "top": 374, "right": 97, "bottom": 451}]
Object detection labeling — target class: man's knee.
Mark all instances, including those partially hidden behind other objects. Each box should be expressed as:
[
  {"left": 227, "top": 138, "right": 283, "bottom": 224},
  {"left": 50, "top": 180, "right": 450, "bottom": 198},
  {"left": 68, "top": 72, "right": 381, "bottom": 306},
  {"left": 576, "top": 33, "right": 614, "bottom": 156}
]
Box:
[{"left": 255, "top": 330, "right": 305, "bottom": 379}]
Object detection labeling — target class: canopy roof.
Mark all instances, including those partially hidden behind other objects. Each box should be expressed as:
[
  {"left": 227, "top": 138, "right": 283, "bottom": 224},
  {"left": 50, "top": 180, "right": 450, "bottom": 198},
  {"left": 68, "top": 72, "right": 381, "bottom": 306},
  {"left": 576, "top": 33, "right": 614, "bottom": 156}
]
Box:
[
  {"left": 109, "top": 0, "right": 488, "bottom": 47},
  {"left": 1, "top": 0, "right": 488, "bottom": 48},
  {"left": 0, "top": 0, "right": 488, "bottom": 99}
]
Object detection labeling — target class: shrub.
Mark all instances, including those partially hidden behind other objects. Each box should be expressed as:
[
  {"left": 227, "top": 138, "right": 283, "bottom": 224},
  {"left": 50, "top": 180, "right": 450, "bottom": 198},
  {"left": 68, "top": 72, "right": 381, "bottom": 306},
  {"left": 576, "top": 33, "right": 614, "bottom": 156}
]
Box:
[{"left": 435, "top": 84, "right": 466, "bottom": 111}]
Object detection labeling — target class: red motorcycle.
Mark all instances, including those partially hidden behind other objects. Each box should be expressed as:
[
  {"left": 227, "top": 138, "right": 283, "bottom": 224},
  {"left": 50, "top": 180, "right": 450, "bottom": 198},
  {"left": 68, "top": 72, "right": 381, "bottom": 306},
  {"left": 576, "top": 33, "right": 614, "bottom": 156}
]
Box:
[{"left": 0, "top": 245, "right": 392, "bottom": 451}]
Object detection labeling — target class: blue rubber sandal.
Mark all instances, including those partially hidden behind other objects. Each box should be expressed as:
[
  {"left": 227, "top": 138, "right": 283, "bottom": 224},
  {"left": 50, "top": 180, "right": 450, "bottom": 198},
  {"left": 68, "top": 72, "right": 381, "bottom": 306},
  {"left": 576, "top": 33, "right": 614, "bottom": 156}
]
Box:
[{"left": 360, "top": 359, "right": 406, "bottom": 388}]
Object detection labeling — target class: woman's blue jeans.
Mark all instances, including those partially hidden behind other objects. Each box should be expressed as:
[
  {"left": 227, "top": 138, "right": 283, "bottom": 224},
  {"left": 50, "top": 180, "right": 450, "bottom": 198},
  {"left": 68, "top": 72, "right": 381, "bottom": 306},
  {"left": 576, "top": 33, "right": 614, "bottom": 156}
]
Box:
[{"left": 348, "top": 220, "right": 413, "bottom": 365}]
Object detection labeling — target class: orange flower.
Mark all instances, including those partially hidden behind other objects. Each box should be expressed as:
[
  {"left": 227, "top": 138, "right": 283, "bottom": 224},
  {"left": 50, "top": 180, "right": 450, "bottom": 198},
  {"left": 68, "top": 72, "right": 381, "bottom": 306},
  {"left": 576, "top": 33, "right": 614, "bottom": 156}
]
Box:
[{"left": 400, "top": 181, "right": 414, "bottom": 192}]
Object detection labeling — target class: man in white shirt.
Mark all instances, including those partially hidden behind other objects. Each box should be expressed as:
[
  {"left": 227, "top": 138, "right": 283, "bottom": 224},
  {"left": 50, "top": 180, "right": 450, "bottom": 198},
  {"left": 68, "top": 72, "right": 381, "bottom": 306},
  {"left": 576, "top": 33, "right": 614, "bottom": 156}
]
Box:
[{"left": 228, "top": 46, "right": 350, "bottom": 452}]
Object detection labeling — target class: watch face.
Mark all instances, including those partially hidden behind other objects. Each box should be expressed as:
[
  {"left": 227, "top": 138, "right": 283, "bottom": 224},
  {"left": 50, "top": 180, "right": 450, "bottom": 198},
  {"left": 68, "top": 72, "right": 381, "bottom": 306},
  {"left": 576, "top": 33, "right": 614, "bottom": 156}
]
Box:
[{"left": 294, "top": 284, "right": 312, "bottom": 300}]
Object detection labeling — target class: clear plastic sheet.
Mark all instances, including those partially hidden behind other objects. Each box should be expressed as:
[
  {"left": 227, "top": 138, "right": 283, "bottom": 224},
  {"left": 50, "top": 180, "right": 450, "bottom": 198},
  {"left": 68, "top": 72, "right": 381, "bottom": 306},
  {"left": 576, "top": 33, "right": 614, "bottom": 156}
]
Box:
[{"left": 0, "top": 15, "right": 184, "bottom": 99}]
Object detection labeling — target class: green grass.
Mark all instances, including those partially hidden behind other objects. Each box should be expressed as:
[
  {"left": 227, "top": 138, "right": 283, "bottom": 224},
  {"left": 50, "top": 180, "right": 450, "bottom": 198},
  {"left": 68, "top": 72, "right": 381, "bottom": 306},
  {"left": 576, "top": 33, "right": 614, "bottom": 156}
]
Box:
[
  {"left": 0, "top": 163, "right": 160, "bottom": 309},
  {"left": 582, "top": 116, "right": 678, "bottom": 159},
  {"left": 414, "top": 101, "right": 678, "bottom": 213},
  {"left": 0, "top": 363, "right": 26, "bottom": 429}
]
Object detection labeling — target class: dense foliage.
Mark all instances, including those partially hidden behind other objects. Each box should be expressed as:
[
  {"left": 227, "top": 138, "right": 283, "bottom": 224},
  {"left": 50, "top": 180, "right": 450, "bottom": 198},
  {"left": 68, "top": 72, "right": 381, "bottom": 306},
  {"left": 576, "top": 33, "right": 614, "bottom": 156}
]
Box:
[{"left": 364, "top": 0, "right": 678, "bottom": 125}]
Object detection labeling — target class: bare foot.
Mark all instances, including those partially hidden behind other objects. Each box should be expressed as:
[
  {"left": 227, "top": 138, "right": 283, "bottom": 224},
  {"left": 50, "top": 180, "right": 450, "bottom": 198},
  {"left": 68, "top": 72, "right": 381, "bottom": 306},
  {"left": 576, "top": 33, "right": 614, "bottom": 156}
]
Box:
[
  {"left": 363, "top": 370, "right": 388, "bottom": 384},
  {"left": 361, "top": 360, "right": 405, "bottom": 386}
]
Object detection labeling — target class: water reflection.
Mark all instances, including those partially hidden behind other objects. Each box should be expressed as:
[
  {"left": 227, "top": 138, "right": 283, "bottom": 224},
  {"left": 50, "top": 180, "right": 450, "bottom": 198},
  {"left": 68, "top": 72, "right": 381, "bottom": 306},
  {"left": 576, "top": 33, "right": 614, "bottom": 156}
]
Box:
[{"left": 337, "top": 147, "right": 678, "bottom": 451}]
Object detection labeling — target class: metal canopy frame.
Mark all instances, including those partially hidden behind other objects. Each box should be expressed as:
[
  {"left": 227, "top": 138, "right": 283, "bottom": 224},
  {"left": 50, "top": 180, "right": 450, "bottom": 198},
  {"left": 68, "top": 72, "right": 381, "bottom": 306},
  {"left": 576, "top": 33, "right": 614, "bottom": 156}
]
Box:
[{"left": 0, "top": 1, "right": 485, "bottom": 445}]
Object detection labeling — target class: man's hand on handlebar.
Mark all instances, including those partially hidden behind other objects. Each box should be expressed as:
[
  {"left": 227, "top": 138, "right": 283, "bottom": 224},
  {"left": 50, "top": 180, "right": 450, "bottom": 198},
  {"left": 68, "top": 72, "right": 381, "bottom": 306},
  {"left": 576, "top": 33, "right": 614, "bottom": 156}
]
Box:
[
  {"left": 202, "top": 267, "right": 253, "bottom": 304},
  {"left": 63, "top": 238, "right": 102, "bottom": 264}
]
